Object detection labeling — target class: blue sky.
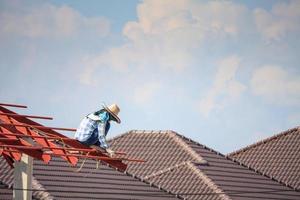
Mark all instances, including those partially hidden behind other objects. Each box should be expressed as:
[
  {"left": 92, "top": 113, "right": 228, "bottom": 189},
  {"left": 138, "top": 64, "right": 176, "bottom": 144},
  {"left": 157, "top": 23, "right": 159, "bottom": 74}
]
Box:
[{"left": 1, "top": 0, "right": 300, "bottom": 153}]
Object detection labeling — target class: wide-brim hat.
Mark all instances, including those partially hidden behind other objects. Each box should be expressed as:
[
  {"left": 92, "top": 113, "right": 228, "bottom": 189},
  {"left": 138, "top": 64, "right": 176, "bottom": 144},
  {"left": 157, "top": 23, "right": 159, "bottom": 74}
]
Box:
[{"left": 102, "top": 103, "right": 121, "bottom": 124}]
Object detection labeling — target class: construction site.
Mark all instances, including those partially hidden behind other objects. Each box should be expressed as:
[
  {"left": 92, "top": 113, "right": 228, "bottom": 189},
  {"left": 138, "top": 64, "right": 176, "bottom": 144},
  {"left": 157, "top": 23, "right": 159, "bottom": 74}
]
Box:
[
  {"left": 0, "top": 102, "right": 299, "bottom": 200},
  {"left": 1, "top": 0, "right": 300, "bottom": 199}
]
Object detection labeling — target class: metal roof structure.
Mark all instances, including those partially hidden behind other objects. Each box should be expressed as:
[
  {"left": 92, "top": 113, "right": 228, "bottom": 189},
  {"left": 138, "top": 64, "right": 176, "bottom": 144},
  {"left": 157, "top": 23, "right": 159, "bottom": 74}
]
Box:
[{"left": 0, "top": 103, "right": 144, "bottom": 172}]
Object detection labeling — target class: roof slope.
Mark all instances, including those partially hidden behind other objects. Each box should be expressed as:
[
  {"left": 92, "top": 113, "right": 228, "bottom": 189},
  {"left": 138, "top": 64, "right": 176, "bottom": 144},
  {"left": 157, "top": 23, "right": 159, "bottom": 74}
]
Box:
[
  {"left": 0, "top": 183, "right": 12, "bottom": 200},
  {"left": 0, "top": 156, "right": 180, "bottom": 200},
  {"left": 144, "top": 161, "right": 229, "bottom": 200},
  {"left": 110, "top": 130, "right": 300, "bottom": 200},
  {"left": 228, "top": 126, "right": 300, "bottom": 190}
]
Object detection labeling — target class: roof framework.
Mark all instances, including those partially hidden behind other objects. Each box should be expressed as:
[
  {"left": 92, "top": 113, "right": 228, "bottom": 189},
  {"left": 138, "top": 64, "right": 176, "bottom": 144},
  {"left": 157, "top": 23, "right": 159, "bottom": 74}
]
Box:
[{"left": 0, "top": 102, "right": 143, "bottom": 172}]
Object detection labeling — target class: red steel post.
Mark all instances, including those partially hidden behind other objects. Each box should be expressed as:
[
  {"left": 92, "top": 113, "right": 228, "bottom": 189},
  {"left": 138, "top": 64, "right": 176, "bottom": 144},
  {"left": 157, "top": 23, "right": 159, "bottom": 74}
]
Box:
[
  {"left": 0, "top": 113, "right": 53, "bottom": 120},
  {"left": 0, "top": 103, "right": 27, "bottom": 108}
]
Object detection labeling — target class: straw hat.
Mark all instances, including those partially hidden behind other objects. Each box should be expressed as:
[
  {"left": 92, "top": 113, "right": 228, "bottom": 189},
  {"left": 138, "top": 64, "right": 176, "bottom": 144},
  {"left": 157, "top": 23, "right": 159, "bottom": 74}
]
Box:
[{"left": 103, "top": 103, "right": 121, "bottom": 123}]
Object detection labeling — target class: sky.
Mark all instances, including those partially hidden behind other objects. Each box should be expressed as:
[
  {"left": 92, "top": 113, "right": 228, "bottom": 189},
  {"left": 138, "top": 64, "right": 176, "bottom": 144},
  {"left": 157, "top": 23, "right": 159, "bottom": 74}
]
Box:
[{"left": 0, "top": 0, "right": 300, "bottom": 154}]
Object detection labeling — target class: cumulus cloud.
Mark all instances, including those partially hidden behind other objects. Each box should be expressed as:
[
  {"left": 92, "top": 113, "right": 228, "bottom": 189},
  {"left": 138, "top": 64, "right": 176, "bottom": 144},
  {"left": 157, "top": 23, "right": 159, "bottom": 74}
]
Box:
[
  {"left": 251, "top": 65, "right": 300, "bottom": 106},
  {"left": 80, "top": 0, "right": 248, "bottom": 80},
  {"left": 198, "top": 55, "right": 246, "bottom": 117},
  {"left": 0, "top": 2, "right": 110, "bottom": 38},
  {"left": 254, "top": 0, "right": 300, "bottom": 41}
]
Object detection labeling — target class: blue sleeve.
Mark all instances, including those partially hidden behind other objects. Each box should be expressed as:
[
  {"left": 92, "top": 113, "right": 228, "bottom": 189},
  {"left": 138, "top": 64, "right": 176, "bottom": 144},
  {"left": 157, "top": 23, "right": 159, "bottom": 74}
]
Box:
[{"left": 97, "top": 122, "right": 109, "bottom": 149}]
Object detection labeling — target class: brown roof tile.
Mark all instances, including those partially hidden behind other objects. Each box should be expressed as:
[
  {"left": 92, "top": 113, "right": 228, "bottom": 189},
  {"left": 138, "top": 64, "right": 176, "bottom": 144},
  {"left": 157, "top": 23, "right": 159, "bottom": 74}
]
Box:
[
  {"left": 228, "top": 126, "right": 300, "bottom": 190},
  {"left": 0, "top": 183, "right": 12, "bottom": 200},
  {"left": 110, "top": 130, "right": 300, "bottom": 200},
  {"left": 144, "top": 161, "right": 230, "bottom": 200},
  {"left": 0, "top": 156, "right": 180, "bottom": 200}
]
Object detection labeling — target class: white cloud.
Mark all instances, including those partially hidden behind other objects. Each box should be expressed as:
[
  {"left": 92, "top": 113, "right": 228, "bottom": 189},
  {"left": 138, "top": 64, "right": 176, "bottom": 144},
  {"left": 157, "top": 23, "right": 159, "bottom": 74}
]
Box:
[
  {"left": 133, "top": 82, "right": 162, "bottom": 105},
  {"left": 251, "top": 65, "right": 300, "bottom": 106},
  {"left": 254, "top": 0, "right": 300, "bottom": 41},
  {"left": 80, "top": 0, "right": 248, "bottom": 80},
  {"left": 198, "top": 55, "right": 246, "bottom": 117},
  {"left": 0, "top": 2, "right": 110, "bottom": 38}
]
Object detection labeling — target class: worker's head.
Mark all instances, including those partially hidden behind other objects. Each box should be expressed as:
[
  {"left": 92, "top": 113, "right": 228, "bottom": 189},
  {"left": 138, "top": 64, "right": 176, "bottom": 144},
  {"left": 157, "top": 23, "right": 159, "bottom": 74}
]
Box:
[{"left": 103, "top": 103, "right": 121, "bottom": 124}]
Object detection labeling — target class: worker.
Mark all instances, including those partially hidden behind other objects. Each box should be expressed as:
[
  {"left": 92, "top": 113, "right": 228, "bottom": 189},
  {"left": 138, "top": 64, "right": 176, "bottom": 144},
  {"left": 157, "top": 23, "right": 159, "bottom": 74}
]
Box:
[{"left": 75, "top": 103, "right": 121, "bottom": 156}]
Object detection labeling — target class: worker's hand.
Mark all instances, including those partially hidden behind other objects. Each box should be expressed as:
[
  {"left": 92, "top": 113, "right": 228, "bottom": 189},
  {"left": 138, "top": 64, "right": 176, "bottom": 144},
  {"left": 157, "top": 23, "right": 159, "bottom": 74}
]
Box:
[
  {"left": 90, "top": 145, "right": 105, "bottom": 153},
  {"left": 106, "top": 148, "right": 115, "bottom": 157}
]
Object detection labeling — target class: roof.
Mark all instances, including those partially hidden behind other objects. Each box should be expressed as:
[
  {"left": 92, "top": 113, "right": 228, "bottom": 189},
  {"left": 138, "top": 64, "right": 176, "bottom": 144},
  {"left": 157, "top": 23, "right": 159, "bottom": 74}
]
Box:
[
  {"left": 0, "top": 182, "right": 12, "bottom": 200},
  {"left": 110, "top": 130, "right": 300, "bottom": 200},
  {"left": 0, "top": 156, "right": 180, "bottom": 200},
  {"left": 228, "top": 126, "right": 300, "bottom": 191},
  {"left": 0, "top": 103, "right": 179, "bottom": 199}
]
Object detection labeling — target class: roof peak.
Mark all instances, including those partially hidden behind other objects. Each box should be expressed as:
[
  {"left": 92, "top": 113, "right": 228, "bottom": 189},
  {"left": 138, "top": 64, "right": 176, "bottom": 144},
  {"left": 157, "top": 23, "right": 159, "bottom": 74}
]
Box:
[
  {"left": 110, "top": 129, "right": 208, "bottom": 164},
  {"left": 228, "top": 126, "right": 300, "bottom": 157},
  {"left": 166, "top": 130, "right": 300, "bottom": 191}
]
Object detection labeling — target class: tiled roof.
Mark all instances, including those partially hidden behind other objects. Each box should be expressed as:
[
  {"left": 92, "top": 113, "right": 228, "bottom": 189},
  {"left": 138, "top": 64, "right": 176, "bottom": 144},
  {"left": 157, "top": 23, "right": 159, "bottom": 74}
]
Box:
[
  {"left": 144, "top": 161, "right": 229, "bottom": 200},
  {"left": 0, "top": 182, "right": 12, "bottom": 200},
  {"left": 228, "top": 126, "right": 300, "bottom": 191},
  {"left": 0, "top": 156, "right": 180, "bottom": 200},
  {"left": 110, "top": 130, "right": 300, "bottom": 200}
]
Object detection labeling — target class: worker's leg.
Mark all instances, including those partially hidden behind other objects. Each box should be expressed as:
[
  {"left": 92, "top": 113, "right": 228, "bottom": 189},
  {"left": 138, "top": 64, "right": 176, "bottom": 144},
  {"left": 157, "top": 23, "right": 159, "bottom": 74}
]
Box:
[{"left": 80, "top": 129, "right": 98, "bottom": 146}]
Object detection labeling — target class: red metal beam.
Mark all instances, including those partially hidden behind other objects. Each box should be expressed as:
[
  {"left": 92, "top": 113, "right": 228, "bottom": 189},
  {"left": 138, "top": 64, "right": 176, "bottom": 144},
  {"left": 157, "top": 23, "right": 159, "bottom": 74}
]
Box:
[
  {"left": 3, "top": 149, "right": 145, "bottom": 163},
  {"left": 0, "top": 138, "right": 19, "bottom": 142},
  {"left": 0, "top": 122, "right": 76, "bottom": 132},
  {"left": 0, "top": 111, "right": 78, "bottom": 165},
  {"left": 0, "top": 113, "right": 53, "bottom": 120},
  {"left": 0, "top": 103, "right": 27, "bottom": 108},
  {"left": 0, "top": 132, "right": 127, "bottom": 155},
  {"left": 0, "top": 144, "right": 92, "bottom": 152},
  {"left": 0, "top": 144, "right": 43, "bottom": 150},
  {"left": 0, "top": 134, "right": 51, "bottom": 163},
  {"left": 47, "top": 153, "right": 145, "bottom": 162},
  {"left": 0, "top": 113, "right": 78, "bottom": 165},
  {"left": 0, "top": 106, "right": 127, "bottom": 171},
  {"left": 0, "top": 132, "right": 76, "bottom": 141},
  {"left": 0, "top": 140, "right": 124, "bottom": 155}
]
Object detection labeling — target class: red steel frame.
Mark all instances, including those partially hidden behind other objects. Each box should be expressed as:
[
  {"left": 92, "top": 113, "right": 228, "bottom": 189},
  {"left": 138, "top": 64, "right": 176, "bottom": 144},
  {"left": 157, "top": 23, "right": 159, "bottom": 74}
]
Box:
[{"left": 0, "top": 103, "right": 144, "bottom": 171}]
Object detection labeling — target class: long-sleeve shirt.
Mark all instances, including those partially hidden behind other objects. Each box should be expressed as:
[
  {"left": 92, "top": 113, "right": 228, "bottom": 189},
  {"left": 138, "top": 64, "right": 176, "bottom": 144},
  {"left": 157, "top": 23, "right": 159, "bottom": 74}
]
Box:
[{"left": 75, "top": 111, "right": 110, "bottom": 149}]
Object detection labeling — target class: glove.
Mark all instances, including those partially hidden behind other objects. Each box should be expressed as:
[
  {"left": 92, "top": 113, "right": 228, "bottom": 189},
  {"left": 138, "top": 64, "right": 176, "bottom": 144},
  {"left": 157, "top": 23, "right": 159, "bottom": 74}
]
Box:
[{"left": 106, "top": 148, "right": 115, "bottom": 157}]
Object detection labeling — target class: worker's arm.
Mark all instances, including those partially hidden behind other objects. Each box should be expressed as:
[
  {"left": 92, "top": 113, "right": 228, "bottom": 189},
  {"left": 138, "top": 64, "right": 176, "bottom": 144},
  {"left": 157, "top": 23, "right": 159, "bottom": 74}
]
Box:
[
  {"left": 96, "top": 111, "right": 115, "bottom": 156},
  {"left": 97, "top": 121, "right": 109, "bottom": 149}
]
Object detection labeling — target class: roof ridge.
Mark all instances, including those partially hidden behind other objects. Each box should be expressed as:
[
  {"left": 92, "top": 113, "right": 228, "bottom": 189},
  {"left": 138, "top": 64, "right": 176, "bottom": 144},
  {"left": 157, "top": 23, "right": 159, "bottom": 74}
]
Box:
[
  {"left": 228, "top": 126, "right": 300, "bottom": 157},
  {"left": 123, "top": 167, "right": 184, "bottom": 199},
  {"left": 168, "top": 130, "right": 208, "bottom": 164},
  {"left": 109, "top": 130, "right": 171, "bottom": 142},
  {"left": 187, "top": 162, "right": 232, "bottom": 200},
  {"left": 110, "top": 129, "right": 208, "bottom": 164},
  {"left": 143, "top": 161, "right": 190, "bottom": 180},
  {"left": 143, "top": 160, "right": 209, "bottom": 180},
  {"left": 108, "top": 129, "right": 133, "bottom": 142},
  {"left": 173, "top": 131, "right": 226, "bottom": 157},
  {"left": 110, "top": 129, "right": 299, "bottom": 191},
  {"left": 144, "top": 161, "right": 231, "bottom": 200},
  {"left": 176, "top": 131, "right": 300, "bottom": 191}
]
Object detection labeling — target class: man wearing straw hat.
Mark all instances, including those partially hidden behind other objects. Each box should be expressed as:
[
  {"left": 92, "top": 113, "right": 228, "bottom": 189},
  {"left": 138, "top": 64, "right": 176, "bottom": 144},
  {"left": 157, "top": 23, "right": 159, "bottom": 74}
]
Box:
[{"left": 75, "top": 103, "right": 121, "bottom": 156}]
